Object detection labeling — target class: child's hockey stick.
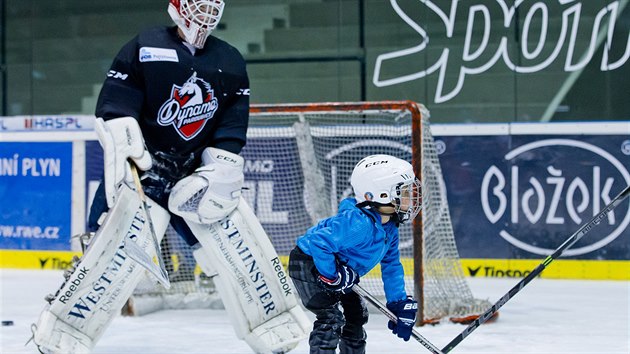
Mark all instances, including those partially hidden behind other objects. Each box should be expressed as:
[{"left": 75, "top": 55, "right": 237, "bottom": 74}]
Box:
[
  {"left": 441, "top": 184, "right": 630, "bottom": 353},
  {"left": 353, "top": 284, "right": 444, "bottom": 354}
]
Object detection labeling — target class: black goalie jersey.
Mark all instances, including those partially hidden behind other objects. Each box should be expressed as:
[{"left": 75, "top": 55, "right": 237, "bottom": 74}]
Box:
[{"left": 95, "top": 26, "right": 250, "bottom": 180}]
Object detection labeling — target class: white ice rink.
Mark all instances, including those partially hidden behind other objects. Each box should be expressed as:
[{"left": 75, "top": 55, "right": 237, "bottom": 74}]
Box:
[{"left": 0, "top": 269, "right": 628, "bottom": 354}]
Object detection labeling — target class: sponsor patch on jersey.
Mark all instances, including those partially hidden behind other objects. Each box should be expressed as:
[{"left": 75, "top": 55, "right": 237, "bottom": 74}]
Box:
[
  {"left": 139, "top": 47, "right": 179, "bottom": 63},
  {"left": 156, "top": 72, "right": 219, "bottom": 141}
]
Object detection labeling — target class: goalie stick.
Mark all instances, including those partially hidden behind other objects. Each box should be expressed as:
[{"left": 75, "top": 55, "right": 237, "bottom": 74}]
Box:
[
  {"left": 441, "top": 184, "right": 630, "bottom": 353},
  {"left": 128, "top": 162, "right": 170, "bottom": 288},
  {"left": 352, "top": 284, "right": 444, "bottom": 354}
]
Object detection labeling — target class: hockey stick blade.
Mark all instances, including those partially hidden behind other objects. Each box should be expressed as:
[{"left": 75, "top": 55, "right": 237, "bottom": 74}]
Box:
[
  {"left": 122, "top": 235, "right": 170, "bottom": 286},
  {"left": 129, "top": 163, "right": 171, "bottom": 289},
  {"left": 441, "top": 184, "right": 630, "bottom": 353},
  {"left": 353, "top": 284, "right": 444, "bottom": 354}
]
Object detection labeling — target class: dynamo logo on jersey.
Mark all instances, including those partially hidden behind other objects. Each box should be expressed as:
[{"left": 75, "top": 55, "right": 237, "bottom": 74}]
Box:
[{"left": 157, "top": 72, "right": 219, "bottom": 141}]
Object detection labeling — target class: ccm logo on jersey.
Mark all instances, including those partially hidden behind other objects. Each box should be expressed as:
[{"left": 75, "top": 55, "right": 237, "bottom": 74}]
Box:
[
  {"left": 236, "top": 88, "right": 250, "bottom": 96},
  {"left": 139, "top": 47, "right": 179, "bottom": 63},
  {"left": 107, "top": 70, "right": 128, "bottom": 80}
]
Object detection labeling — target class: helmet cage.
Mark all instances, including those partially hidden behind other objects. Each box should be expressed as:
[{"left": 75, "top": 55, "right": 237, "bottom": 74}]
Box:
[
  {"left": 169, "top": 0, "right": 225, "bottom": 49},
  {"left": 391, "top": 178, "right": 422, "bottom": 223}
]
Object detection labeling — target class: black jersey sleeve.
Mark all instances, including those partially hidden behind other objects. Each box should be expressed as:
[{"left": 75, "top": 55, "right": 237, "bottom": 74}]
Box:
[
  {"left": 211, "top": 86, "right": 249, "bottom": 154},
  {"left": 209, "top": 59, "right": 250, "bottom": 154},
  {"left": 95, "top": 37, "right": 145, "bottom": 120}
]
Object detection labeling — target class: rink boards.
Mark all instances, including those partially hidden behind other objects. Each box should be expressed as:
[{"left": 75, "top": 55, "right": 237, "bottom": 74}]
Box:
[{"left": 1, "top": 115, "right": 629, "bottom": 280}]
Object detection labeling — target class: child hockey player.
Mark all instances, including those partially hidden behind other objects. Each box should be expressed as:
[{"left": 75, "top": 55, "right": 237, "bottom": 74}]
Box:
[{"left": 288, "top": 154, "right": 423, "bottom": 354}]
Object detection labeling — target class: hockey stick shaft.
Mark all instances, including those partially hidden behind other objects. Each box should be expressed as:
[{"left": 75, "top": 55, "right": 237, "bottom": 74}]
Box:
[
  {"left": 441, "top": 184, "right": 630, "bottom": 353},
  {"left": 129, "top": 163, "right": 171, "bottom": 288},
  {"left": 353, "top": 284, "right": 444, "bottom": 354}
]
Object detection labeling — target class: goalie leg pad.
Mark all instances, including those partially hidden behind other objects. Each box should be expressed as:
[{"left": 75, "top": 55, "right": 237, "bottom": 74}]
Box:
[
  {"left": 33, "top": 185, "right": 170, "bottom": 353},
  {"left": 190, "top": 198, "right": 311, "bottom": 354}
]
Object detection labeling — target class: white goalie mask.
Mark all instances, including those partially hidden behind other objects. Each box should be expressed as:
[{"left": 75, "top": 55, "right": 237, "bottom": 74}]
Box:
[
  {"left": 350, "top": 154, "right": 422, "bottom": 224},
  {"left": 168, "top": 0, "right": 225, "bottom": 49}
]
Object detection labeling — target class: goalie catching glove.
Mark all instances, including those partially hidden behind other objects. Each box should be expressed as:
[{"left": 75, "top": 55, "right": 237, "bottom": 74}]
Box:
[
  {"left": 168, "top": 147, "right": 244, "bottom": 224},
  {"left": 95, "top": 117, "right": 152, "bottom": 208},
  {"left": 386, "top": 296, "right": 418, "bottom": 341}
]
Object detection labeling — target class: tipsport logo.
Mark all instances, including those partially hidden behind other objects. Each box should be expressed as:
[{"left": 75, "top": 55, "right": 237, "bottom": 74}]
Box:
[
  {"left": 374, "top": 0, "right": 630, "bottom": 103},
  {"left": 481, "top": 139, "right": 630, "bottom": 256}
]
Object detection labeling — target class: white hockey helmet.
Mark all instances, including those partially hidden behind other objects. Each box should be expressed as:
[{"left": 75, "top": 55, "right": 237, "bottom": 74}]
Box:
[
  {"left": 168, "top": 0, "right": 225, "bottom": 49},
  {"left": 350, "top": 154, "right": 422, "bottom": 224}
]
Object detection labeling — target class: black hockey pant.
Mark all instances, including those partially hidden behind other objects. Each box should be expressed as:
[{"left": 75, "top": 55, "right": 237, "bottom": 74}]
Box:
[{"left": 288, "top": 246, "right": 368, "bottom": 354}]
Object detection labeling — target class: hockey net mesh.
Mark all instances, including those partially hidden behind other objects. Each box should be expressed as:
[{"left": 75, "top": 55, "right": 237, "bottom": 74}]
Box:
[
  {"left": 128, "top": 101, "right": 490, "bottom": 323},
  {"left": 418, "top": 114, "right": 491, "bottom": 322}
]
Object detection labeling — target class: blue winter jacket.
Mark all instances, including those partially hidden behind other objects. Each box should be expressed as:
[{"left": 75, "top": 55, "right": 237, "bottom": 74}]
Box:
[{"left": 296, "top": 198, "right": 407, "bottom": 303}]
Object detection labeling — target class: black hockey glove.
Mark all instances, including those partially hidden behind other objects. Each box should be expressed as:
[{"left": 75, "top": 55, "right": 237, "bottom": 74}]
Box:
[
  {"left": 386, "top": 296, "right": 418, "bottom": 341},
  {"left": 317, "top": 264, "right": 359, "bottom": 294}
]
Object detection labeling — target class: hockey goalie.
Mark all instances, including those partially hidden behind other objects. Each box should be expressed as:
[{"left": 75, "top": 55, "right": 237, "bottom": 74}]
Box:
[
  {"left": 32, "top": 0, "right": 309, "bottom": 352},
  {"left": 32, "top": 117, "right": 309, "bottom": 353}
]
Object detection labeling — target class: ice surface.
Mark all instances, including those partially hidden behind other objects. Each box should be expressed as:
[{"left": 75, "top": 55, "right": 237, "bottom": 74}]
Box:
[{"left": 1, "top": 269, "right": 628, "bottom": 353}]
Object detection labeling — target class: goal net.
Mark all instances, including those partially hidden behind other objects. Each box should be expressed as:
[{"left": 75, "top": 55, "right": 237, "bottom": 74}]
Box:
[{"left": 126, "top": 101, "right": 491, "bottom": 324}]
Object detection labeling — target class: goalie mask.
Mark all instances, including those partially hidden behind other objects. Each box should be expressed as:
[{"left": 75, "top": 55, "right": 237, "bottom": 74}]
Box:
[
  {"left": 168, "top": 0, "right": 225, "bottom": 49},
  {"left": 350, "top": 154, "right": 422, "bottom": 224}
]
